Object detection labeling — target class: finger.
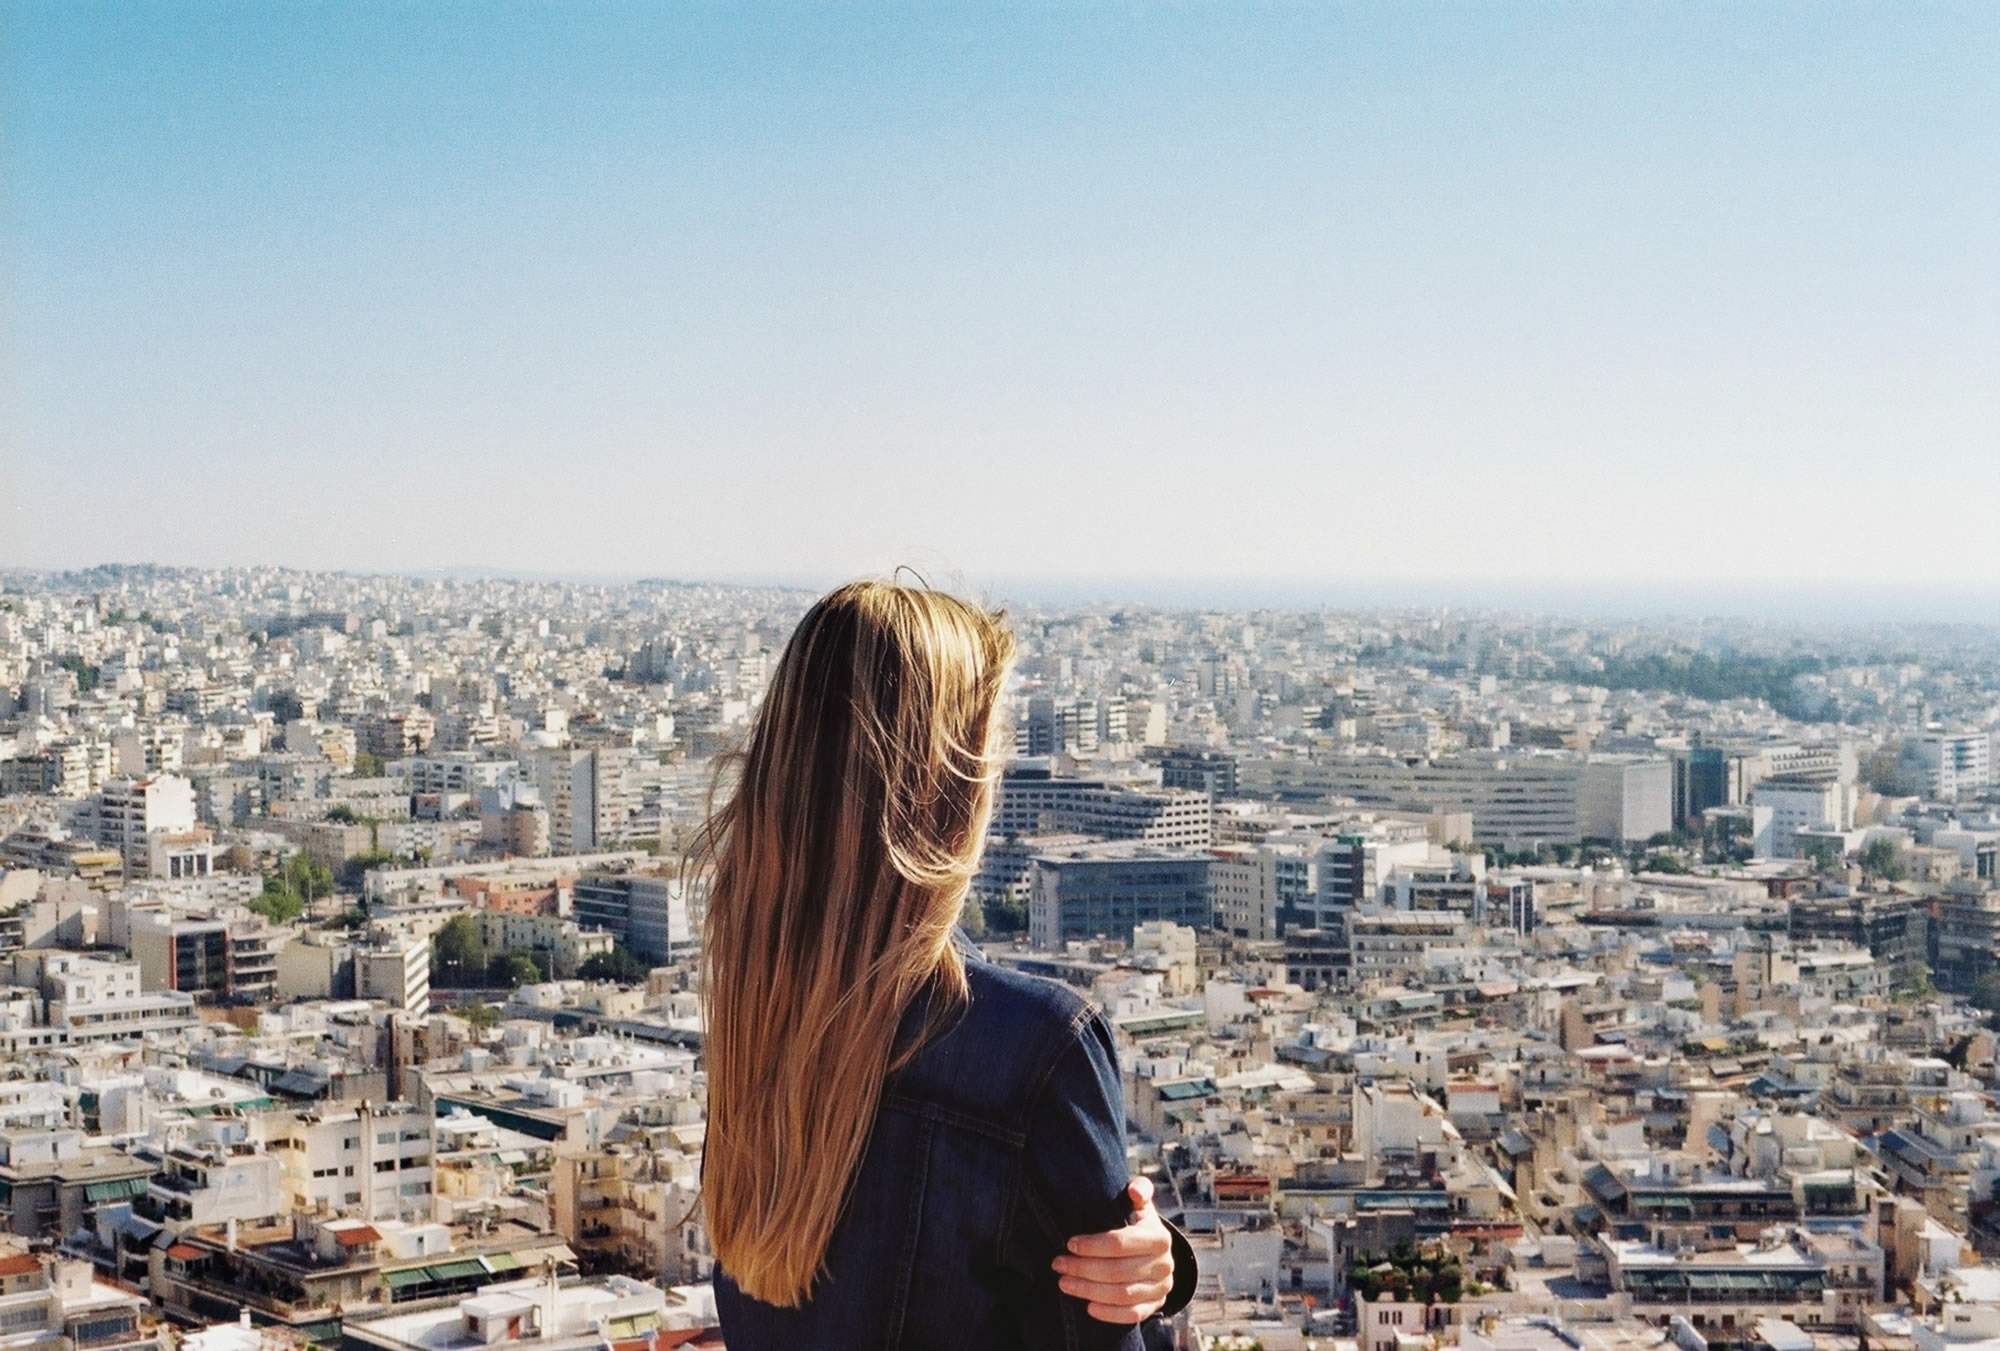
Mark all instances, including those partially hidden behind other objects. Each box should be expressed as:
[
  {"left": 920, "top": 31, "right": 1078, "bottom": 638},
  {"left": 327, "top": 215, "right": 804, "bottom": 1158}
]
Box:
[
  {"left": 1085, "top": 1298, "right": 1165, "bottom": 1325},
  {"left": 1054, "top": 1252, "right": 1175, "bottom": 1283},
  {"left": 1066, "top": 1225, "right": 1168, "bottom": 1258},
  {"left": 1059, "top": 1274, "right": 1168, "bottom": 1306},
  {"left": 1126, "top": 1175, "right": 1154, "bottom": 1214}
]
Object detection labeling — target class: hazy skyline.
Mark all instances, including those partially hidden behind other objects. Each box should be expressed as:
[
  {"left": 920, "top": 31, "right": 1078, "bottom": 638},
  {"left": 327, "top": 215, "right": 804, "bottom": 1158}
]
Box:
[{"left": 6, "top": 3, "right": 1996, "bottom": 592}]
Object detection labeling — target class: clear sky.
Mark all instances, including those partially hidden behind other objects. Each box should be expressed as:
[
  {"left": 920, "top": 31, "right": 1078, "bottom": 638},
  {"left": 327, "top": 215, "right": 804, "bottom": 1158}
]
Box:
[{"left": 4, "top": 3, "right": 1996, "bottom": 600}]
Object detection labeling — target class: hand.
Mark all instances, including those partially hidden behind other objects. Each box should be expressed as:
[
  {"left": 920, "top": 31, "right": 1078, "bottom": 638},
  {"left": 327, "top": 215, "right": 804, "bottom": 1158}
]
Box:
[{"left": 1052, "top": 1176, "right": 1176, "bottom": 1323}]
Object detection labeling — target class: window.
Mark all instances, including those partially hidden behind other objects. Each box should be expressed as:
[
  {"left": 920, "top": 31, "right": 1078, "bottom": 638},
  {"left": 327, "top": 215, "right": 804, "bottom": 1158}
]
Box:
[
  {"left": 375, "top": 1160, "right": 396, "bottom": 1174},
  {"left": 342, "top": 1137, "right": 359, "bottom": 1150},
  {"left": 377, "top": 1132, "right": 396, "bottom": 1145}
]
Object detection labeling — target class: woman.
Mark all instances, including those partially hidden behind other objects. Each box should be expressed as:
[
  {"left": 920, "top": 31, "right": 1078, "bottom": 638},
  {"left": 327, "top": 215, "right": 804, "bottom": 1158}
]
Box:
[{"left": 699, "top": 580, "right": 1196, "bottom": 1349}]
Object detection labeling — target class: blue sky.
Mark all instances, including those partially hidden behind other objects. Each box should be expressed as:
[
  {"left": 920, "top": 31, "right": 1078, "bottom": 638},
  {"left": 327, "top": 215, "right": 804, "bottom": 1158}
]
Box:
[{"left": 4, "top": 3, "right": 1996, "bottom": 598}]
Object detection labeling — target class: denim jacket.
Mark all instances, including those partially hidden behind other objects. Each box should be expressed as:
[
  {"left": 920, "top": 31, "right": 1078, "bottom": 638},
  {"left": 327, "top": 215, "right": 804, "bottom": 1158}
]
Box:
[{"left": 713, "top": 933, "right": 1196, "bottom": 1350}]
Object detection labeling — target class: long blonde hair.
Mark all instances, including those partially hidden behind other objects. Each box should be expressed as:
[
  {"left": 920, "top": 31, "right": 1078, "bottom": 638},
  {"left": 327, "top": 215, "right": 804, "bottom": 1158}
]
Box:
[{"left": 695, "top": 579, "right": 1016, "bottom": 1307}]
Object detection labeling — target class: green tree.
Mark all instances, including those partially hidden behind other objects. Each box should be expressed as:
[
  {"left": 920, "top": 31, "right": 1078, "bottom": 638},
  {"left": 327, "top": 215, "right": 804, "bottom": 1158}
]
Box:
[
  {"left": 1860, "top": 838, "right": 1906, "bottom": 883},
  {"left": 1969, "top": 972, "right": 2000, "bottom": 1015},
  {"left": 58, "top": 655, "right": 101, "bottom": 693},
  {"left": 249, "top": 853, "right": 332, "bottom": 925},
  {"left": 577, "top": 946, "right": 649, "bottom": 984},
  {"left": 488, "top": 950, "right": 546, "bottom": 988},
  {"left": 338, "top": 851, "right": 399, "bottom": 887},
  {"left": 282, "top": 853, "right": 333, "bottom": 902},
  {"left": 459, "top": 1000, "right": 501, "bottom": 1030},
  {"left": 352, "top": 751, "right": 386, "bottom": 777},
  {"left": 432, "top": 914, "right": 486, "bottom": 987},
  {"left": 248, "top": 885, "right": 303, "bottom": 925}
]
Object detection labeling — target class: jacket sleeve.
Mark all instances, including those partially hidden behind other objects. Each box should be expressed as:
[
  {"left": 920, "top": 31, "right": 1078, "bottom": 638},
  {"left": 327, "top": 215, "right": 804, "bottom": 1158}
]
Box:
[
  {"left": 1161, "top": 1214, "right": 1199, "bottom": 1318},
  {"left": 1010, "top": 1007, "right": 1145, "bottom": 1351}
]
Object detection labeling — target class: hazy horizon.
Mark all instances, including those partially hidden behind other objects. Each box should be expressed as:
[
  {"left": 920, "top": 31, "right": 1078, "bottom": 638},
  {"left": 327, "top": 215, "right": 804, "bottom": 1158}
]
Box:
[{"left": 12, "top": 559, "right": 2000, "bottom": 626}]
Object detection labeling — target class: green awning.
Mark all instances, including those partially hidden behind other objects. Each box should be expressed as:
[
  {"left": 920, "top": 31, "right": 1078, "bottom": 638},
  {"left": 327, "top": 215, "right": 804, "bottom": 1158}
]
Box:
[
  {"left": 427, "top": 1259, "right": 487, "bottom": 1281},
  {"left": 481, "top": 1253, "right": 523, "bottom": 1274},
  {"left": 383, "top": 1268, "right": 432, "bottom": 1289},
  {"left": 85, "top": 1177, "right": 151, "bottom": 1202}
]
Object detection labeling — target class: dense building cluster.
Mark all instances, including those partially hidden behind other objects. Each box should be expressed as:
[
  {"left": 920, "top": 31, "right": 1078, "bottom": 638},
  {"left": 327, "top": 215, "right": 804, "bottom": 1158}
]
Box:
[{"left": 5, "top": 563, "right": 2000, "bottom": 1350}]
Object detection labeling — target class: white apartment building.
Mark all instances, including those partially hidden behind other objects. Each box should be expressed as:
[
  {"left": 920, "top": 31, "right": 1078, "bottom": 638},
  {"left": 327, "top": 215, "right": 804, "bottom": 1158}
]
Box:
[
  {"left": 81, "top": 775, "right": 196, "bottom": 876},
  {"left": 357, "top": 935, "right": 431, "bottom": 1015},
  {"left": 523, "top": 748, "right": 635, "bottom": 853},
  {"left": 267, "top": 1101, "right": 435, "bottom": 1223},
  {"left": 1752, "top": 780, "right": 1858, "bottom": 859},
  {"left": 398, "top": 752, "right": 520, "bottom": 796},
  {"left": 12, "top": 951, "right": 199, "bottom": 1046},
  {"left": 472, "top": 911, "right": 613, "bottom": 979},
  {"left": 141, "top": 1143, "right": 285, "bottom": 1232},
  {"left": 1901, "top": 732, "right": 1993, "bottom": 800}
]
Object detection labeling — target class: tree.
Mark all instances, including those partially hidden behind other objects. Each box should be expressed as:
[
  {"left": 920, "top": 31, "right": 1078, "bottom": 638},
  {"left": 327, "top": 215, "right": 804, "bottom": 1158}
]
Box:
[
  {"left": 432, "top": 914, "right": 486, "bottom": 987},
  {"left": 1860, "top": 838, "right": 1906, "bottom": 883},
  {"left": 1348, "top": 1244, "right": 1461, "bottom": 1308},
  {"left": 338, "top": 851, "right": 399, "bottom": 887},
  {"left": 58, "top": 655, "right": 101, "bottom": 693},
  {"left": 248, "top": 886, "right": 304, "bottom": 925},
  {"left": 352, "top": 751, "right": 386, "bottom": 777},
  {"left": 1970, "top": 972, "right": 2000, "bottom": 1016},
  {"left": 459, "top": 1000, "right": 501, "bottom": 1030},
  {"left": 578, "top": 946, "right": 649, "bottom": 984},
  {"left": 281, "top": 853, "right": 333, "bottom": 903},
  {"left": 488, "top": 950, "right": 546, "bottom": 988},
  {"left": 249, "top": 853, "right": 332, "bottom": 925}
]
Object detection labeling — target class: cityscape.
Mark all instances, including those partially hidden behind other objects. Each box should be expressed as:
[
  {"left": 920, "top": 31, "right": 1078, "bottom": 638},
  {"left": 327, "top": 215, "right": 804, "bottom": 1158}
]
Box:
[
  {"left": 8, "top": 0, "right": 1997, "bottom": 1347},
  {"left": 3, "top": 561, "right": 2000, "bottom": 1347}
]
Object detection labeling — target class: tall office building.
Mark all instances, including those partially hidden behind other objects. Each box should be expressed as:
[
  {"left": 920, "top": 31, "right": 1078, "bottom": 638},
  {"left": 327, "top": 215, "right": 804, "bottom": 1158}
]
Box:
[
  {"left": 1241, "top": 753, "right": 1600, "bottom": 849},
  {"left": 1026, "top": 844, "right": 1213, "bottom": 950},
  {"left": 992, "top": 765, "right": 1211, "bottom": 848}
]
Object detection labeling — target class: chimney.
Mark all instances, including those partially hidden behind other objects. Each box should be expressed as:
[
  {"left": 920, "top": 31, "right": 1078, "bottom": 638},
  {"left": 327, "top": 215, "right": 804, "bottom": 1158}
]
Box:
[{"left": 543, "top": 1256, "right": 560, "bottom": 1335}]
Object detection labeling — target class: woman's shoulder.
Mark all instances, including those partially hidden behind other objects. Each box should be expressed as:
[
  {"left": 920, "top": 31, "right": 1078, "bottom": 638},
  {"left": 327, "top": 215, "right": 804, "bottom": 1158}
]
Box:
[
  {"left": 962, "top": 956, "right": 1097, "bottom": 1035},
  {"left": 887, "top": 959, "right": 1105, "bottom": 1129}
]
